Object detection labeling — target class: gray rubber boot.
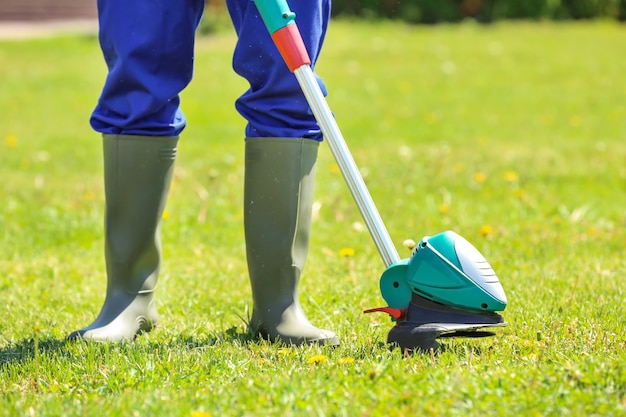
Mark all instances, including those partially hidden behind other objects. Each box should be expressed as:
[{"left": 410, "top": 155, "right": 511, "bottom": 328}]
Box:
[
  {"left": 244, "top": 137, "right": 339, "bottom": 346},
  {"left": 69, "top": 134, "right": 178, "bottom": 341}
]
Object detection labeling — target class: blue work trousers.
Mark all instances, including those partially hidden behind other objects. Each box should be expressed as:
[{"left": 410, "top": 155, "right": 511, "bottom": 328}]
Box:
[{"left": 90, "top": 0, "right": 330, "bottom": 140}]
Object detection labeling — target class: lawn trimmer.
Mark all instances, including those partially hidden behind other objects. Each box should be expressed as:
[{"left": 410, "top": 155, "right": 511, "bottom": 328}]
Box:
[{"left": 253, "top": 0, "right": 508, "bottom": 351}]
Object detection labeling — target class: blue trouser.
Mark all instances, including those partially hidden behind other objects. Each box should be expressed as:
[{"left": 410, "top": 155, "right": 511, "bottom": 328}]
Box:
[{"left": 90, "top": 0, "right": 330, "bottom": 140}]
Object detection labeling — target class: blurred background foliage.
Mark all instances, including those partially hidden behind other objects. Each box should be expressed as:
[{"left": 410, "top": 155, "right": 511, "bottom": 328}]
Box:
[
  {"left": 199, "top": 0, "right": 626, "bottom": 34},
  {"left": 330, "top": 0, "right": 626, "bottom": 23}
]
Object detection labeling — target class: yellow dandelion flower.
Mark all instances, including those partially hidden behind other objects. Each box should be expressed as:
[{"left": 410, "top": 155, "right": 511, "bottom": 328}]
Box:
[
  {"left": 503, "top": 171, "right": 519, "bottom": 183},
  {"left": 438, "top": 203, "right": 450, "bottom": 214},
  {"left": 5, "top": 134, "right": 17, "bottom": 148},
  {"left": 472, "top": 171, "right": 487, "bottom": 183},
  {"left": 338, "top": 357, "right": 355, "bottom": 365},
  {"left": 329, "top": 163, "right": 341, "bottom": 174},
  {"left": 479, "top": 225, "right": 493, "bottom": 237},
  {"left": 424, "top": 112, "right": 438, "bottom": 124},
  {"left": 398, "top": 81, "right": 412, "bottom": 93},
  {"left": 278, "top": 348, "right": 291, "bottom": 356},
  {"left": 307, "top": 354, "right": 328, "bottom": 364},
  {"left": 191, "top": 411, "right": 212, "bottom": 417},
  {"left": 542, "top": 115, "right": 554, "bottom": 126},
  {"left": 514, "top": 188, "right": 525, "bottom": 199},
  {"left": 339, "top": 247, "right": 355, "bottom": 257},
  {"left": 162, "top": 210, "right": 170, "bottom": 220}
]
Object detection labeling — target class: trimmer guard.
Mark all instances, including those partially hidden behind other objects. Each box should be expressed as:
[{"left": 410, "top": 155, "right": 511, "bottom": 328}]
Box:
[{"left": 386, "top": 295, "right": 506, "bottom": 351}]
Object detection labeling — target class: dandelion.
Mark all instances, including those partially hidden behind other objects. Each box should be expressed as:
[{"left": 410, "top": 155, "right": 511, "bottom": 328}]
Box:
[
  {"left": 191, "top": 411, "right": 212, "bottom": 417},
  {"left": 329, "top": 163, "right": 341, "bottom": 175},
  {"left": 472, "top": 171, "right": 487, "bottom": 183},
  {"left": 424, "top": 112, "right": 438, "bottom": 124},
  {"left": 438, "top": 203, "right": 450, "bottom": 214},
  {"left": 5, "top": 134, "right": 17, "bottom": 148},
  {"left": 338, "top": 247, "right": 355, "bottom": 257},
  {"left": 503, "top": 171, "right": 519, "bottom": 183},
  {"left": 307, "top": 354, "right": 328, "bottom": 364},
  {"left": 542, "top": 115, "right": 554, "bottom": 126},
  {"left": 162, "top": 210, "right": 170, "bottom": 220},
  {"left": 338, "top": 357, "right": 355, "bottom": 365},
  {"left": 398, "top": 81, "right": 412, "bottom": 93},
  {"left": 278, "top": 348, "right": 291, "bottom": 356},
  {"left": 479, "top": 225, "right": 493, "bottom": 237}
]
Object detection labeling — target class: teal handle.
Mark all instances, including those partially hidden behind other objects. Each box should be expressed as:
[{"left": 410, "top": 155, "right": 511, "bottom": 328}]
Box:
[{"left": 253, "top": 0, "right": 296, "bottom": 34}]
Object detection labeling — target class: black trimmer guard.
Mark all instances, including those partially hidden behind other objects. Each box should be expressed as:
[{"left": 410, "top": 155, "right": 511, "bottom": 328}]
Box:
[{"left": 387, "top": 295, "right": 506, "bottom": 352}]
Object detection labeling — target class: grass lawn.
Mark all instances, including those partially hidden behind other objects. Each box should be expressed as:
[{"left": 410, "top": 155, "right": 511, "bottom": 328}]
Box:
[{"left": 1, "top": 18, "right": 625, "bottom": 416}]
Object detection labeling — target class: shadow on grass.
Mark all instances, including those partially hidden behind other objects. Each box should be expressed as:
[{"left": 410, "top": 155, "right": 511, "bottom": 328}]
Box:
[
  {"left": 0, "top": 329, "right": 489, "bottom": 370},
  {"left": 0, "top": 326, "right": 258, "bottom": 368},
  {"left": 0, "top": 337, "right": 69, "bottom": 368}
]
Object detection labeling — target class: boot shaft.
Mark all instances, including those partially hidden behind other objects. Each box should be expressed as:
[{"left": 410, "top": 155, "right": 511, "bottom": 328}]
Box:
[
  {"left": 103, "top": 134, "right": 178, "bottom": 294},
  {"left": 243, "top": 137, "right": 318, "bottom": 277}
]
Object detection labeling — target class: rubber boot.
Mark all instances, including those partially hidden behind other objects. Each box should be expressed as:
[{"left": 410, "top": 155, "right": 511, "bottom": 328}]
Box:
[
  {"left": 244, "top": 137, "right": 339, "bottom": 346},
  {"left": 68, "top": 134, "right": 178, "bottom": 341}
]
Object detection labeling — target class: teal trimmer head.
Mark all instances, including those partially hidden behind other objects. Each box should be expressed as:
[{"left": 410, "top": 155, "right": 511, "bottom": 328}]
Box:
[{"left": 366, "top": 231, "right": 507, "bottom": 351}]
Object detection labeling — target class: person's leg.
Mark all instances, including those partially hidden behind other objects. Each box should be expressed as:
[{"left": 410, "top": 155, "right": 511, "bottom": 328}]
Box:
[
  {"left": 91, "top": 0, "right": 204, "bottom": 136},
  {"left": 227, "top": 0, "right": 339, "bottom": 345},
  {"left": 70, "top": 0, "right": 204, "bottom": 341},
  {"left": 226, "top": 0, "right": 331, "bottom": 139}
]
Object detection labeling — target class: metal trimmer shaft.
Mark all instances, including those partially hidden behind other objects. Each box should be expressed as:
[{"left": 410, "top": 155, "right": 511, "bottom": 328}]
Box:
[{"left": 294, "top": 66, "right": 401, "bottom": 267}]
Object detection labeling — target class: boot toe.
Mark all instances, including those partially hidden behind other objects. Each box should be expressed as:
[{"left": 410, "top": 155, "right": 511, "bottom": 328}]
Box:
[{"left": 68, "top": 303, "right": 157, "bottom": 342}]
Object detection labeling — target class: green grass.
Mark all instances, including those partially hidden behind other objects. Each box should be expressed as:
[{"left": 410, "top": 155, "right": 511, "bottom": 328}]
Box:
[{"left": 1, "top": 19, "right": 625, "bottom": 416}]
